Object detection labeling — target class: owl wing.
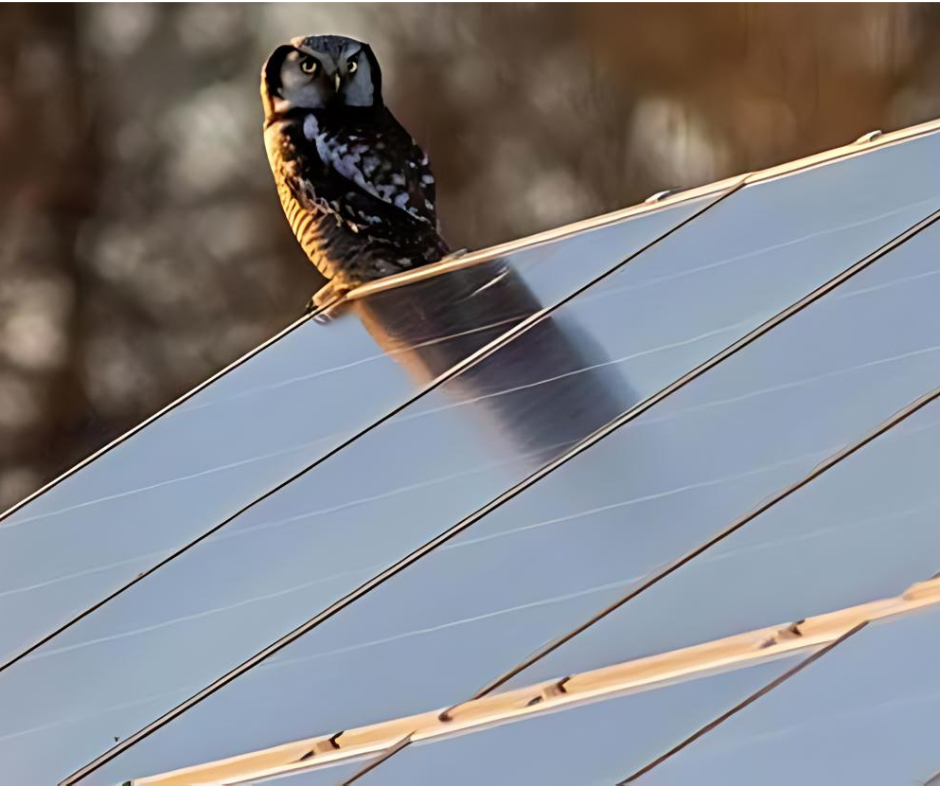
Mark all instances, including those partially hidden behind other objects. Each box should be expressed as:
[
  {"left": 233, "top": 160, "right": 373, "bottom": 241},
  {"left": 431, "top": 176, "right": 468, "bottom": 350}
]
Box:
[
  {"left": 301, "top": 111, "right": 439, "bottom": 229},
  {"left": 283, "top": 156, "right": 427, "bottom": 239},
  {"left": 378, "top": 115, "right": 438, "bottom": 227},
  {"left": 281, "top": 144, "right": 441, "bottom": 263}
]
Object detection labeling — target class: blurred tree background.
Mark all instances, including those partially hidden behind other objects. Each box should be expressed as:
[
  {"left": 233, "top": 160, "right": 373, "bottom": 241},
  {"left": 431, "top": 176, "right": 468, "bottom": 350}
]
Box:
[{"left": 1, "top": 2, "right": 940, "bottom": 510}]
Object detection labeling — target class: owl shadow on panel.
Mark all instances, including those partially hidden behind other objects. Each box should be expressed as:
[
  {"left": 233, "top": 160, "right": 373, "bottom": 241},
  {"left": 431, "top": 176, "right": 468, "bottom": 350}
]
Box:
[{"left": 350, "top": 258, "right": 639, "bottom": 465}]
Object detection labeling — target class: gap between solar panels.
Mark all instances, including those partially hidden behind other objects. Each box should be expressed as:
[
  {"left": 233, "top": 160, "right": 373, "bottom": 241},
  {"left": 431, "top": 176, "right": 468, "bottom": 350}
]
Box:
[
  {"left": 62, "top": 184, "right": 940, "bottom": 782},
  {"left": 0, "top": 177, "right": 737, "bottom": 679},
  {"left": 125, "top": 573, "right": 940, "bottom": 785}
]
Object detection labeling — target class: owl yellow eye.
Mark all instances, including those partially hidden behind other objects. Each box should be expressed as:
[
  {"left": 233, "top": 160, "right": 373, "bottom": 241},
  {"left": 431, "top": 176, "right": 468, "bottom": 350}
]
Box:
[
  {"left": 348, "top": 60, "right": 358, "bottom": 74},
  {"left": 300, "top": 57, "right": 318, "bottom": 75}
]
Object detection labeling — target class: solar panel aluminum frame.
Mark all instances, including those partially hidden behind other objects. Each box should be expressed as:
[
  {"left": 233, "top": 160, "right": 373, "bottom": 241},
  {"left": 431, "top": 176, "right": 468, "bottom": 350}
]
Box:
[{"left": 129, "top": 575, "right": 940, "bottom": 786}]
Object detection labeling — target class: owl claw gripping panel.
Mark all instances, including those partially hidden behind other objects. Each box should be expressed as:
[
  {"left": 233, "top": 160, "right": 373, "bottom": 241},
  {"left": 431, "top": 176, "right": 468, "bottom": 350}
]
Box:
[{"left": 261, "top": 35, "right": 450, "bottom": 294}]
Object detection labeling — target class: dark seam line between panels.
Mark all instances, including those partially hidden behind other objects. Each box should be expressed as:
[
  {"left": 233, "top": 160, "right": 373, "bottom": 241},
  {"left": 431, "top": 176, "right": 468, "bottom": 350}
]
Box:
[
  {"left": 926, "top": 767, "right": 940, "bottom": 785},
  {"left": 342, "top": 735, "right": 414, "bottom": 786},
  {"left": 64, "top": 203, "right": 940, "bottom": 787},
  {"left": 59, "top": 183, "right": 744, "bottom": 786},
  {"left": 344, "top": 379, "right": 940, "bottom": 784},
  {"left": 0, "top": 309, "right": 322, "bottom": 526},
  {"left": 619, "top": 623, "right": 870, "bottom": 784},
  {"left": 2, "top": 190, "right": 726, "bottom": 682}
]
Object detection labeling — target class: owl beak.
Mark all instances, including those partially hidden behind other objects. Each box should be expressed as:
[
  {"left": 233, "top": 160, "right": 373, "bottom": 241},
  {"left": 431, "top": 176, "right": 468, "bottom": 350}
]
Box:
[{"left": 334, "top": 72, "right": 342, "bottom": 92}]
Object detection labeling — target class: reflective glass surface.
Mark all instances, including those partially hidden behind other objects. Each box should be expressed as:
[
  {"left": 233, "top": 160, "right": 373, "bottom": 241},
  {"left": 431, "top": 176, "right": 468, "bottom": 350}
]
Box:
[
  {"left": 508, "top": 353, "right": 940, "bottom": 689},
  {"left": 0, "top": 195, "right": 709, "bottom": 670},
  {"left": 78, "top": 210, "right": 940, "bottom": 785},
  {"left": 59, "top": 133, "right": 940, "bottom": 786},
  {"left": 632, "top": 605, "right": 940, "bottom": 785},
  {"left": 357, "top": 655, "right": 809, "bottom": 785}
]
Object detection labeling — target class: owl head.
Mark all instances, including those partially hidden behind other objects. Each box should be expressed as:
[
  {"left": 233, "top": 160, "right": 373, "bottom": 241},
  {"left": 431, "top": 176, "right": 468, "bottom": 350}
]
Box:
[{"left": 261, "top": 34, "right": 382, "bottom": 119}]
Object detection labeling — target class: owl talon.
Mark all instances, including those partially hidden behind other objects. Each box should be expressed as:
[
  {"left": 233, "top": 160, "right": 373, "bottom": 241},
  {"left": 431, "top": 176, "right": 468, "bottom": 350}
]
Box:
[{"left": 305, "top": 280, "right": 350, "bottom": 323}]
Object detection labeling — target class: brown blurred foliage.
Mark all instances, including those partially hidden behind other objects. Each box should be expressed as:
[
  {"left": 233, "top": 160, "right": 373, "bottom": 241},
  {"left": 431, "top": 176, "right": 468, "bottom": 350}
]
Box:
[{"left": 1, "top": 3, "right": 939, "bottom": 510}]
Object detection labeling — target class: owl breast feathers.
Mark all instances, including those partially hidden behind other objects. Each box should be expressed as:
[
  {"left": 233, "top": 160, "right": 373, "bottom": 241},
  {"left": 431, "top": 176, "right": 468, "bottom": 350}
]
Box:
[{"left": 261, "top": 35, "right": 450, "bottom": 290}]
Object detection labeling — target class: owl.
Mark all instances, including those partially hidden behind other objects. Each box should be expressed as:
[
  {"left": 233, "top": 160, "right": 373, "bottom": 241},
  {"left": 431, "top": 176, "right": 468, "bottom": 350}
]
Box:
[{"left": 260, "top": 35, "right": 452, "bottom": 309}]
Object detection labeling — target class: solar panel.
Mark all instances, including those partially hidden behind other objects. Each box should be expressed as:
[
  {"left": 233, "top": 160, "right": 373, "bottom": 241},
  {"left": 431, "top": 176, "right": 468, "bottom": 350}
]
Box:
[
  {"left": 629, "top": 604, "right": 940, "bottom": 785},
  {"left": 503, "top": 392, "right": 940, "bottom": 683},
  {"left": 354, "top": 655, "right": 811, "bottom": 785},
  {"left": 80, "top": 203, "right": 940, "bottom": 786},
  {"left": 0, "top": 192, "right": 714, "bottom": 674},
  {"left": 125, "top": 572, "right": 940, "bottom": 786},
  {"left": 56, "top": 129, "right": 940, "bottom": 785}
]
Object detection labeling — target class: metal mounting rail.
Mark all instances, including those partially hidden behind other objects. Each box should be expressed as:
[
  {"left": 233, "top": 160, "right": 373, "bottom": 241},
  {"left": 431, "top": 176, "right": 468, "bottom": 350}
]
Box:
[{"left": 132, "top": 575, "right": 940, "bottom": 786}]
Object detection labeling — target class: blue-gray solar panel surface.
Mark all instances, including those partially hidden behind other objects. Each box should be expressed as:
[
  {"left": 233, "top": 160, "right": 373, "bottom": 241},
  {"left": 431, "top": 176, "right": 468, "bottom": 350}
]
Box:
[
  {"left": 87, "top": 197, "right": 940, "bottom": 784},
  {"left": 62, "top": 132, "right": 940, "bottom": 786},
  {"left": 354, "top": 655, "right": 810, "bottom": 785},
  {"left": 630, "top": 604, "right": 940, "bottom": 785},
  {"left": 507, "top": 397, "right": 940, "bottom": 691},
  {"left": 0, "top": 193, "right": 712, "bottom": 672}
]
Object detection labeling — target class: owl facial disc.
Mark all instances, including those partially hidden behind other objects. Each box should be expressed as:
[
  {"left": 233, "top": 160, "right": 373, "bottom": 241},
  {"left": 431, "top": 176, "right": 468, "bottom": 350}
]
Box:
[{"left": 261, "top": 34, "right": 381, "bottom": 119}]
